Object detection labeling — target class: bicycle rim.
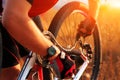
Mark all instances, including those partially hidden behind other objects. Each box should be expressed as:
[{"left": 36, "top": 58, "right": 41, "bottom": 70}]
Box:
[{"left": 49, "top": 1, "right": 101, "bottom": 80}]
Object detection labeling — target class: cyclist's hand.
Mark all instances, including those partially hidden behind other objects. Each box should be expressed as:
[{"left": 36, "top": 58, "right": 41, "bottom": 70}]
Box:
[
  {"left": 56, "top": 53, "right": 76, "bottom": 79},
  {"left": 77, "top": 16, "right": 96, "bottom": 37}
]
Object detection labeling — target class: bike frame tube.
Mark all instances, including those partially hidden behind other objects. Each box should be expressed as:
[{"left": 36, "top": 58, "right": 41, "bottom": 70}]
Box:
[
  {"left": 73, "top": 59, "right": 89, "bottom": 80},
  {"left": 17, "top": 51, "right": 36, "bottom": 80},
  {"left": 38, "top": 66, "right": 43, "bottom": 80}
]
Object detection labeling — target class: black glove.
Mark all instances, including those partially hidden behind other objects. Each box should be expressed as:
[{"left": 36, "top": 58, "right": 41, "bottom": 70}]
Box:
[{"left": 77, "top": 16, "right": 96, "bottom": 37}]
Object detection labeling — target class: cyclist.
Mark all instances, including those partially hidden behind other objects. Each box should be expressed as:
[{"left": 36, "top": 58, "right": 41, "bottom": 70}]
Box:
[{"left": 0, "top": 0, "right": 100, "bottom": 80}]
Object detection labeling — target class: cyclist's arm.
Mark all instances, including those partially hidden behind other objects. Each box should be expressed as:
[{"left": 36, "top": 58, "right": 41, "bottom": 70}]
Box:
[
  {"left": 2, "top": 0, "right": 59, "bottom": 59},
  {"left": 88, "top": 0, "right": 100, "bottom": 20}
]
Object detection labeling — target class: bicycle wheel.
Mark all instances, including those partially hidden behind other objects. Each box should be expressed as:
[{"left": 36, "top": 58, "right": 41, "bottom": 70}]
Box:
[{"left": 48, "top": 1, "right": 101, "bottom": 80}]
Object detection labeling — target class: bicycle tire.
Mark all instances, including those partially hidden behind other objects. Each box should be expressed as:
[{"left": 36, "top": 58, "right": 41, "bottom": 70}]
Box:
[{"left": 48, "top": 1, "right": 101, "bottom": 80}]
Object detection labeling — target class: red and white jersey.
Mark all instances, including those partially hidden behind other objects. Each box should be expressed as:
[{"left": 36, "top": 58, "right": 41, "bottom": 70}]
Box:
[{"left": 28, "top": 0, "right": 58, "bottom": 17}]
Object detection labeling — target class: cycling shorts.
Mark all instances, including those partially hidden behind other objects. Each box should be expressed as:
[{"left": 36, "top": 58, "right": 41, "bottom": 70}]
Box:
[{"left": 0, "top": 22, "right": 29, "bottom": 68}]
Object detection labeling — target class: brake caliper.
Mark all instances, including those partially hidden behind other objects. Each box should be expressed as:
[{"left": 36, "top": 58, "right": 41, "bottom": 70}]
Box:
[{"left": 83, "top": 43, "right": 93, "bottom": 59}]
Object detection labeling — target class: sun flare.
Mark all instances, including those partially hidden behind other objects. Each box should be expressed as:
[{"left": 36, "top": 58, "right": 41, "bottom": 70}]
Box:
[
  {"left": 103, "top": 0, "right": 120, "bottom": 8},
  {"left": 109, "top": 1, "right": 120, "bottom": 8}
]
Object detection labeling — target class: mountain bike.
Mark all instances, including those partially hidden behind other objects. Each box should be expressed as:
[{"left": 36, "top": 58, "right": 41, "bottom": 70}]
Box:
[{"left": 17, "top": 1, "right": 102, "bottom": 80}]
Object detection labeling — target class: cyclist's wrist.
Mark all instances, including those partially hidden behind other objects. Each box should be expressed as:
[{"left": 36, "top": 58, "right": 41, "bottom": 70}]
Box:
[{"left": 44, "top": 45, "right": 60, "bottom": 61}]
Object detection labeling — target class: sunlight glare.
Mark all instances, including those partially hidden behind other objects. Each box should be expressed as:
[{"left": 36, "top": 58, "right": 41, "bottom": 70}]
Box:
[{"left": 105, "top": 0, "right": 120, "bottom": 8}]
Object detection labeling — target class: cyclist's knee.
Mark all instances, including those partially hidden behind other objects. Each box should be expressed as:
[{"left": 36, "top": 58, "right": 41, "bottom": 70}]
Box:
[{"left": 0, "top": 64, "right": 21, "bottom": 80}]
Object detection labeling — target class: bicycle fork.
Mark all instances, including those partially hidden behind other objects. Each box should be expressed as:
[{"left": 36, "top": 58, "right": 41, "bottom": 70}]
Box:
[
  {"left": 73, "top": 59, "right": 89, "bottom": 80},
  {"left": 72, "top": 46, "right": 90, "bottom": 80},
  {"left": 17, "top": 51, "right": 36, "bottom": 80}
]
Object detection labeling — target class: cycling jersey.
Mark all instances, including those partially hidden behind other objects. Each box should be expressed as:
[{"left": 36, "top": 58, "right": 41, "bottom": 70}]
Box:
[
  {"left": 0, "top": 0, "right": 58, "bottom": 16},
  {"left": 28, "top": 0, "right": 58, "bottom": 17}
]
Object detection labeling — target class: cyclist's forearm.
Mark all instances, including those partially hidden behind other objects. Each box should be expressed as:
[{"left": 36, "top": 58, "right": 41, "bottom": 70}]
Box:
[
  {"left": 88, "top": 0, "right": 100, "bottom": 20},
  {"left": 3, "top": 16, "right": 53, "bottom": 57}
]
